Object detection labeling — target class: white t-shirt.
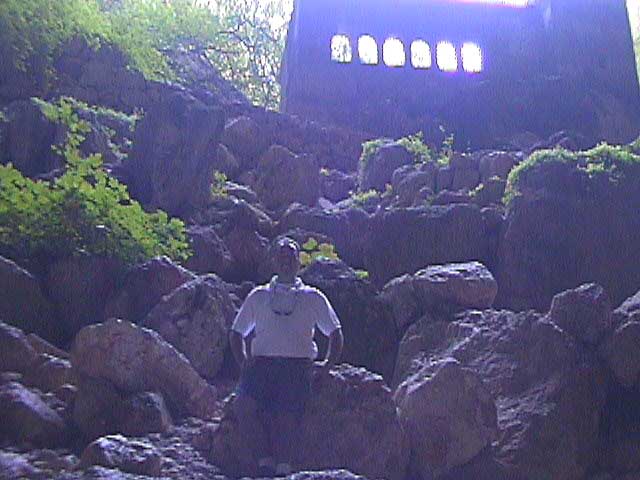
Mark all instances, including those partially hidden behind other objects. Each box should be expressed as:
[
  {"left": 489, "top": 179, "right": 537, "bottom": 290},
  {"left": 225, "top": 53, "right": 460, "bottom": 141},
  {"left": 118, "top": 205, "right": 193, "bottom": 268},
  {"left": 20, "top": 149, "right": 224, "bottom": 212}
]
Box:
[{"left": 231, "top": 277, "right": 341, "bottom": 359}]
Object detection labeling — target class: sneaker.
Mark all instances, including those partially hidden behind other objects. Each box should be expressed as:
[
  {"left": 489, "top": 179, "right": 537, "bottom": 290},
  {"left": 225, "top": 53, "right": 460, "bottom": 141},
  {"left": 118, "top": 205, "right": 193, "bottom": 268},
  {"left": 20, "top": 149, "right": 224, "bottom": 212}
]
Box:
[
  {"left": 258, "top": 457, "right": 276, "bottom": 477},
  {"left": 275, "top": 463, "right": 292, "bottom": 476}
]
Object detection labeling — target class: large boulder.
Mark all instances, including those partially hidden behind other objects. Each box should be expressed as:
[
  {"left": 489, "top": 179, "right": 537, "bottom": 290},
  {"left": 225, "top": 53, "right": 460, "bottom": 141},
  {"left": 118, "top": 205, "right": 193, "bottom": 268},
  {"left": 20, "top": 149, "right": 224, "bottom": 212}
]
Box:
[
  {"left": 381, "top": 261, "right": 498, "bottom": 332},
  {"left": 364, "top": 204, "right": 497, "bottom": 287},
  {"left": 142, "top": 275, "right": 236, "bottom": 380},
  {"left": 206, "top": 365, "right": 409, "bottom": 479},
  {"left": 184, "top": 225, "right": 233, "bottom": 276},
  {"left": 0, "top": 256, "right": 56, "bottom": 343},
  {"left": 497, "top": 153, "right": 640, "bottom": 311},
  {"left": 300, "top": 260, "right": 398, "bottom": 380},
  {"left": 255, "top": 145, "right": 320, "bottom": 211},
  {"left": 23, "top": 354, "right": 74, "bottom": 393},
  {"left": 359, "top": 142, "right": 413, "bottom": 192},
  {"left": 0, "top": 321, "right": 38, "bottom": 374},
  {"left": 394, "top": 308, "right": 608, "bottom": 480},
  {"left": 279, "top": 204, "right": 371, "bottom": 268},
  {"left": 394, "top": 358, "right": 497, "bottom": 477},
  {"left": 221, "top": 115, "right": 270, "bottom": 169},
  {"left": 548, "top": 283, "right": 612, "bottom": 346},
  {"left": 46, "top": 255, "right": 126, "bottom": 345},
  {"left": 80, "top": 435, "right": 162, "bottom": 477},
  {"left": 104, "top": 256, "right": 195, "bottom": 324},
  {"left": 71, "top": 319, "right": 217, "bottom": 418},
  {"left": 125, "top": 91, "right": 224, "bottom": 217},
  {"left": 0, "top": 382, "right": 67, "bottom": 447}
]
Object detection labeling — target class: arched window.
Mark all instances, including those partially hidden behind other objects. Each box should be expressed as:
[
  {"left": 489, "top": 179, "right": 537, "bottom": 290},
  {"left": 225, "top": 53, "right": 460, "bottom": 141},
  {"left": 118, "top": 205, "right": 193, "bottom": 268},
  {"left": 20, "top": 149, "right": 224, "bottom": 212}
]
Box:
[
  {"left": 436, "top": 41, "right": 458, "bottom": 72},
  {"left": 331, "top": 34, "right": 352, "bottom": 63},
  {"left": 358, "top": 35, "right": 379, "bottom": 65},
  {"left": 411, "top": 40, "right": 432, "bottom": 69},
  {"left": 462, "top": 42, "right": 483, "bottom": 73},
  {"left": 383, "top": 38, "right": 406, "bottom": 67}
]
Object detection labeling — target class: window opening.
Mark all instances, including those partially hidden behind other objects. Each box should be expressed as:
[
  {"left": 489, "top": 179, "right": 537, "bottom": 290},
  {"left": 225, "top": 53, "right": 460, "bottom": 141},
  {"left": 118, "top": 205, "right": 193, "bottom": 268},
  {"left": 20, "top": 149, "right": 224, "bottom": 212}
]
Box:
[
  {"left": 331, "top": 34, "right": 352, "bottom": 63},
  {"left": 437, "top": 41, "right": 458, "bottom": 72},
  {"left": 411, "top": 40, "right": 432, "bottom": 69},
  {"left": 359, "top": 35, "right": 379, "bottom": 65},
  {"left": 462, "top": 42, "right": 483, "bottom": 73},
  {"left": 383, "top": 37, "right": 406, "bottom": 67}
]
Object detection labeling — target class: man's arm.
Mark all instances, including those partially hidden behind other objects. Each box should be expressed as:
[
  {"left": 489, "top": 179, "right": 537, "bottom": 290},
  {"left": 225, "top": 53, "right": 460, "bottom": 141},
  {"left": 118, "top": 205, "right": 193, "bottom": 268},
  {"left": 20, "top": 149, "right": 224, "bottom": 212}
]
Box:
[
  {"left": 317, "top": 328, "right": 343, "bottom": 369},
  {"left": 229, "top": 330, "right": 251, "bottom": 369}
]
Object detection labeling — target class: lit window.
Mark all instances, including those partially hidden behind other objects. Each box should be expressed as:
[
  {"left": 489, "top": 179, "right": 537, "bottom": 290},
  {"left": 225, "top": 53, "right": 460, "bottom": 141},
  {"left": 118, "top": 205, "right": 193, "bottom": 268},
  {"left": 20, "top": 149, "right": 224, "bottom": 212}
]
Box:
[
  {"left": 437, "top": 41, "right": 458, "bottom": 72},
  {"left": 331, "top": 35, "right": 352, "bottom": 63},
  {"left": 462, "top": 42, "right": 483, "bottom": 73},
  {"left": 383, "top": 38, "right": 406, "bottom": 67},
  {"left": 358, "top": 35, "right": 378, "bottom": 65},
  {"left": 411, "top": 40, "right": 432, "bottom": 69}
]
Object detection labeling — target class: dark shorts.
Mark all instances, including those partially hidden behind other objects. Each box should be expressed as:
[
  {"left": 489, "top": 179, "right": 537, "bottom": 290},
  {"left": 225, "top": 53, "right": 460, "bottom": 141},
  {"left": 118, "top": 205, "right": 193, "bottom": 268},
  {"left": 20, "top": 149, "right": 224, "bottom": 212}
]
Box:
[{"left": 237, "top": 356, "right": 313, "bottom": 415}]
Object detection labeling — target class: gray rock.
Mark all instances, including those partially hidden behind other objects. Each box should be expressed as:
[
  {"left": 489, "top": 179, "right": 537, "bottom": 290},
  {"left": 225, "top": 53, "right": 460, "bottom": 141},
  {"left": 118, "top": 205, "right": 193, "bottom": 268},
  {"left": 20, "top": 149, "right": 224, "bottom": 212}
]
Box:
[
  {"left": 207, "top": 365, "right": 409, "bottom": 480},
  {"left": 451, "top": 167, "right": 480, "bottom": 191},
  {"left": 600, "top": 321, "right": 640, "bottom": 388},
  {"left": 119, "top": 392, "right": 173, "bottom": 436},
  {"left": 71, "top": 319, "right": 217, "bottom": 419},
  {"left": 0, "top": 382, "right": 67, "bottom": 447},
  {"left": 80, "top": 435, "right": 162, "bottom": 477},
  {"left": 381, "top": 261, "right": 498, "bottom": 331},
  {"left": 221, "top": 115, "right": 270, "bottom": 168},
  {"left": 46, "top": 255, "right": 125, "bottom": 344},
  {"left": 0, "top": 321, "right": 38, "bottom": 374},
  {"left": 184, "top": 226, "right": 233, "bottom": 276},
  {"left": 73, "top": 375, "right": 125, "bottom": 441},
  {"left": 478, "top": 151, "right": 516, "bottom": 181},
  {"left": 548, "top": 283, "right": 612, "bottom": 345},
  {"left": 213, "top": 143, "right": 240, "bottom": 179},
  {"left": 23, "top": 354, "right": 74, "bottom": 392},
  {"left": 104, "top": 256, "right": 195, "bottom": 324},
  {"left": 142, "top": 275, "right": 236, "bottom": 380},
  {"left": 0, "top": 256, "right": 55, "bottom": 343},
  {"left": 125, "top": 92, "right": 224, "bottom": 217},
  {"left": 255, "top": 145, "right": 320, "bottom": 210},
  {"left": 395, "top": 358, "right": 497, "bottom": 477},
  {"left": 359, "top": 142, "right": 413, "bottom": 192}
]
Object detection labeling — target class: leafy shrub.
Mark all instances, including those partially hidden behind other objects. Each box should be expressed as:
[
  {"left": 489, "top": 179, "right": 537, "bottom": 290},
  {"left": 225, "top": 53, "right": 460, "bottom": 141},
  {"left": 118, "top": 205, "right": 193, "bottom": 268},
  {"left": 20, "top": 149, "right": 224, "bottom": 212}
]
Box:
[
  {"left": 0, "top": 98, "right": 190, "bottom": 265},
  {"left": 397, "top": 132, "right": 432, "bottom": 164},
  {"left": 299, "top": 237, "right": 339, "bottom": 267},
  {"left": 211, "top": 170, "right": 228, "bottom": 198},
  {"left": 350, "top": 189, "right": 380, "bottom": 206},
  {"left": 503, "top": 142, "right": 640, "bottom": 205}
]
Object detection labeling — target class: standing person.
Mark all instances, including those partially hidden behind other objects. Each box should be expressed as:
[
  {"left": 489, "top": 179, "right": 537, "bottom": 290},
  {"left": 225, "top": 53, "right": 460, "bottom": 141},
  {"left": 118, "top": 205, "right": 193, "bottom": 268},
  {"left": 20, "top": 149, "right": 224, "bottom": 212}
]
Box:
[{"left": 229, "top": 237, "right": 344, "bottom": 476}]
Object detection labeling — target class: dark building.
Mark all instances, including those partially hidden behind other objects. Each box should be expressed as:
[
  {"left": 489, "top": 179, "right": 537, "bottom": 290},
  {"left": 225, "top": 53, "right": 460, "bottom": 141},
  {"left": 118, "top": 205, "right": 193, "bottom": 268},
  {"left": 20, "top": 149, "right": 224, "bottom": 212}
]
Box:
[{"left": 281, "top": 0, "right": 640, "bottom": 149}]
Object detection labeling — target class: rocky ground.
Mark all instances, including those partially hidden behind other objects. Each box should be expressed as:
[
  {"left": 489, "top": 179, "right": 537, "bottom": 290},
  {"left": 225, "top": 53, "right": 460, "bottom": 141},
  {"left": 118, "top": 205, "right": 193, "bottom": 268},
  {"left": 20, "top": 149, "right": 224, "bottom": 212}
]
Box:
[{"left": 2, "top": 37, "right": 640, "bottom": 480}]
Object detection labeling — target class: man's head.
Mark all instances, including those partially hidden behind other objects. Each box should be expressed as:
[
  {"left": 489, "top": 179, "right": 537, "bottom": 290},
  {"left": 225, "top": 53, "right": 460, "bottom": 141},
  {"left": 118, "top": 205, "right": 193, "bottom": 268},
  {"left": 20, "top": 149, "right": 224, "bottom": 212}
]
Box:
[{"left": 271, "top": 237, "right": 301, "bottom": 279}]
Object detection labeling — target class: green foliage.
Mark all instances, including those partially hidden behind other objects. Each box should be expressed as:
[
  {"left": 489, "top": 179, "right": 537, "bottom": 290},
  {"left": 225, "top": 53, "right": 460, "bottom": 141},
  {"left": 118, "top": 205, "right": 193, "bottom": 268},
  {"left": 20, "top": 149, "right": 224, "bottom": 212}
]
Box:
[
  {"left": 320, "top": 167, "right": 330, "bottom": 177},
  {"left": 437, "top": 126, "right": 455, "bottom": 166},
  {"left": 503, "top": 143, "right": 640, "bottom": 205},
  {"left": 350, "top": 189, "right": 380, "bottom": 206},
  {"left": 0, "top": 98, "right": 190, "bottom": 265},
  {"left": 354, "top": 269, "right": 369, "bottom": 281},
  {"left": 300, "top": 237, "right": 339, "bottom": 267},
  {"left": 397, "top": 132, "right": 432, "bottom": 164},
  {"left": 211, "top": 170, "right": 228, "bottom": 198},
  {"left": 0, "top": 0, "right": 287, "bottom": 108}
]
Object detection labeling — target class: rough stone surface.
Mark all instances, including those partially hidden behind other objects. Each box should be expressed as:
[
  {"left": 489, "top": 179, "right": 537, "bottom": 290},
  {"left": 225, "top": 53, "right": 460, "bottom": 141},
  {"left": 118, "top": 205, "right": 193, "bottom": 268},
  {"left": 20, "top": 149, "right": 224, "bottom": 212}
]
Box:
[
  {"left": 393, "top": 308, "right": 608, "bottom": 480},
  {"left": 23, "top": 354, "right": 74, "bottom": 393},
  {"left": 497, "top": 157, "right": 640, "bottom": 311},
  {"left": 600, "top": 321, "right": 640, "bottom": 389},
  {"left": 0, "top": 256, "right": 55, "bottom": 343},
  {"left": 301, "top": 260, "right": 398, "bottom": 380},
  {"left": 548, "top": 283, "right": 612, "bottom": 345},
  {"left": 71, "top": 319, "right": 217, "bottom": 419},
  {"left": 391, "top": 163, "right": 437, "bottom": 207},
  {"left": 125, "top": 91, "right": 224, "bottom": 217},
  {"left": 359, "top": 142, "right": 413, "bottom": 192},
  {"left": 80, "top": 435, "right": 162, "bottom": 477},
  {"left": 73, "top": 375, "right": 126, "bottom": 441},
  {"left": 394, "top": 358, "right": 498, "bottom": 477},
  {"left": 478, "top": 151, "right": 517, "bottom": 182},
  {"left": 0, "top": 321, "right": 38, "bottom": 374},
  {"left": 221, "top": 115, "right": 270, "bottom": 168},
  {"left": 364, "top": 204, "right": 495, "bottom": 288},
  {"left": 142, "top": 275, "right": 236, "bottom": 380},
  {"left": 614, "top": 290, "right": 640, "bottom": 326},
  {"left": 255, "top": 145, "right": 320, "bottom": 211},
  {"left": 321, "top": 169, "right": 356, "bottom": 202},
  {"left": 0, "top": 382, "right": 67, "bottom": 447},
  {"left": 104, "top": 256, "right": 195, "bottom": 324},
  {"left": 119, "top": 392, "right": 173, "bottom": 437},
  {"left": 46, "top": 255, "right": 125, "bottom": 344},
  {"left": 184, "top": 226, "right": 233, "bottom": 276},
  {"left": 381, "top": 261, "right": 498, "bottom": 332},
  {"left": 206, "top": 365, "right": 409, "bottom": 479}
]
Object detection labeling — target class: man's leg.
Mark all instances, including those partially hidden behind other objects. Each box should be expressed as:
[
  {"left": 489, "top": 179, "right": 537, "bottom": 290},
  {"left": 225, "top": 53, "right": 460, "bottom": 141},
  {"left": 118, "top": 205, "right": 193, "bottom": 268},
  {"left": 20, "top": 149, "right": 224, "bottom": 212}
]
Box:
[
  {"left": 233, "top": 393, "right": 273, "bottom": 469},
  {"left": 271, "top": 410, "right": 299, "bottom": 471}
]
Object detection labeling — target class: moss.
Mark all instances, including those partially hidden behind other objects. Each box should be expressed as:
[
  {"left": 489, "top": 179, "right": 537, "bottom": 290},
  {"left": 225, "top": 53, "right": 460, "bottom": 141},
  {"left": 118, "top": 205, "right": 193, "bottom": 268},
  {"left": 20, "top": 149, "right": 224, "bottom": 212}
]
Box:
[
  {"left": 503, "top": 143, "right": 640, "bottom": 206},
  {"left": 350, "top": 189, "right": 380, "bottom": 206}
]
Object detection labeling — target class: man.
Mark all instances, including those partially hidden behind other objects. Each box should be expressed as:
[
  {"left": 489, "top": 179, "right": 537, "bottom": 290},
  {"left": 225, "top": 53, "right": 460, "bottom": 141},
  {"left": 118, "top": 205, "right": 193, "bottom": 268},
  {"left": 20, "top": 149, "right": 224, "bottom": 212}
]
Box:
[{"left": 229, "top": 237, "right": 344, "bottom": 476}]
